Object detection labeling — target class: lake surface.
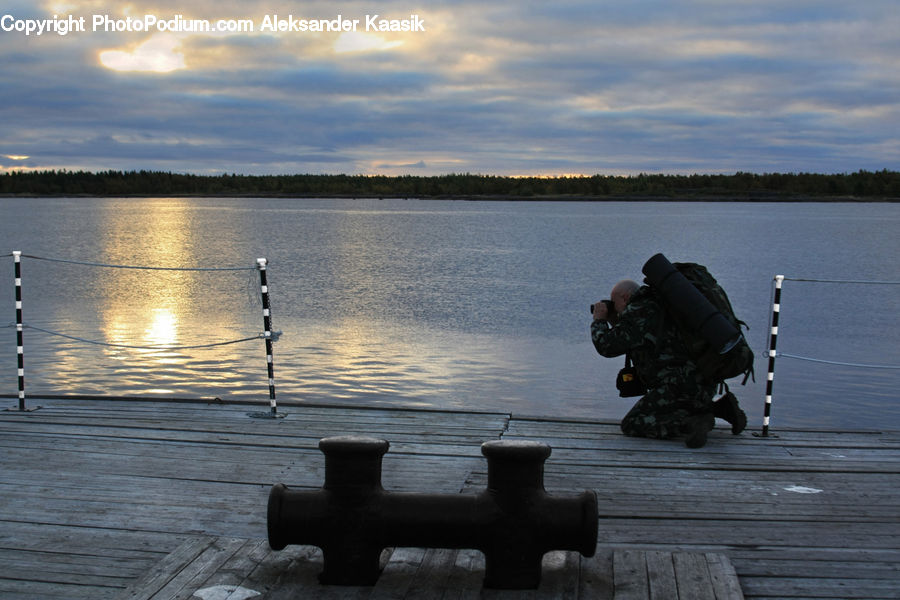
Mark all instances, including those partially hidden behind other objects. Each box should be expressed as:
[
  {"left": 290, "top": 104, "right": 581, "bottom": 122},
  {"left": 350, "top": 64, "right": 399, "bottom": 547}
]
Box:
[{"left": 2, "top": 197, "right": 899, "bottom": 430}]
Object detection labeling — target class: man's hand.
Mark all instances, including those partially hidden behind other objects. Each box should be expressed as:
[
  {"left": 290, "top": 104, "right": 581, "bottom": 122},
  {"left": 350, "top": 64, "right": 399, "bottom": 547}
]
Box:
[{"left": 591, "top": 300, "right": 609, "bottom": 321}]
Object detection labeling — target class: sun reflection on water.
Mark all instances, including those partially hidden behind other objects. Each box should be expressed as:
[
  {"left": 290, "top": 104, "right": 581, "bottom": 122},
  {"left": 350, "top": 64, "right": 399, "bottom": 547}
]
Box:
[
  {"left": 99, "top": 199, "right": 193, "bottom": 355},
  {"left": 88, "top": 198, "right": 256, "bottom": 395},
  {"left": 141, "top": 307, "right": 180, "bottom": 362}
]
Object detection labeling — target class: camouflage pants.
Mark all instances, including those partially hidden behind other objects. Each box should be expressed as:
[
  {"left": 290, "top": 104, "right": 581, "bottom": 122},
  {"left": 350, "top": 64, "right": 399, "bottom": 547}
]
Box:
[{"left": 620, "top": 366, "right": 715, "bottom": 439}]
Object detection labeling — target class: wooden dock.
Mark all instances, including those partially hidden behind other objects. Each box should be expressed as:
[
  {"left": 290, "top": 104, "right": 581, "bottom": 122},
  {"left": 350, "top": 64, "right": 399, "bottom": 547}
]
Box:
[{"left": 1, "top": 397, "right": 898, "bottom": 599}]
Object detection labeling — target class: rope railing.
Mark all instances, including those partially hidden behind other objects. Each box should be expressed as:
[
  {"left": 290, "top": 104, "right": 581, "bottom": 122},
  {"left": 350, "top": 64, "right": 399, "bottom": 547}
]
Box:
[
  {"left": 15, "top": 253, "right": 258, "bottom": 272},
  {"left": 11, "top": 323, "right": 270, "bottom": 351},
  {"left": 7, "top": 251, "right": 281, "bottom": 416},
  {"left": 775, "top": 352, "right": 900, "bottom": 370},
  {"left": 761, "top": 275, "right": 900, "bottom": 437},
  {"left": 782, "top": 276, "right": 900, "bottom": 285}
]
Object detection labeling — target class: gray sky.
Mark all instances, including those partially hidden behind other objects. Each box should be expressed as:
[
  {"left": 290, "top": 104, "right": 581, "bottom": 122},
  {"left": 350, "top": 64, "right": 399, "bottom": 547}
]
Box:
[{"left": 2, "top": 1, "right": 898, "bottom": 176}]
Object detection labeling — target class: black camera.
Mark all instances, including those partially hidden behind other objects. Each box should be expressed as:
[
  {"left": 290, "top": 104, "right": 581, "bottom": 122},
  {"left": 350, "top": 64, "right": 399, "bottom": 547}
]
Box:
[{"left": 590, "top": 299, "right": 616, "bottom": 316}]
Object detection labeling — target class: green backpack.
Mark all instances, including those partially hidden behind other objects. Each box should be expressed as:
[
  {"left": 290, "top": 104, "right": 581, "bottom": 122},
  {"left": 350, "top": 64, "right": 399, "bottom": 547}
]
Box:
[{"left": 645, "top": 258, "right": 755, "bottom": 387}]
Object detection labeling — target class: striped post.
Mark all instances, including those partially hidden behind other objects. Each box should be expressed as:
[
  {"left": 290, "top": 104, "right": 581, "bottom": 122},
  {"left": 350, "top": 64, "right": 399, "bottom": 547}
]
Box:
[
  {"left": 13, "top": 251, "right": 25, "bottom": 411},
  {"left": 257, "top": 258, "right": 277, "bottom": 415},
  {"left": 762, "top": 275, "right": 784, "bottom": 437}
]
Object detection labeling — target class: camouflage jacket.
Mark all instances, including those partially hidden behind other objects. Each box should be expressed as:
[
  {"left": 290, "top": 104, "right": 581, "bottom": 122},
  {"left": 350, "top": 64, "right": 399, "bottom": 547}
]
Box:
[{"left": 591, "top": 286, "right": 694, "bottom": 387}]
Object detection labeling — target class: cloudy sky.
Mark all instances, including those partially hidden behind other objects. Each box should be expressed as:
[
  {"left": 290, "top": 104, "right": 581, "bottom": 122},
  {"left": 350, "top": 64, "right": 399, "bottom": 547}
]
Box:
[{"left": 2, "top": 1, "right": 898, "bottom": 176}]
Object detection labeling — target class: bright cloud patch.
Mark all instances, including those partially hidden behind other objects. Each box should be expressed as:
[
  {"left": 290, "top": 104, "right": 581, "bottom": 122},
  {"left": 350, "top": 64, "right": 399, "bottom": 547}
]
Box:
[
  {"left": 99, "top": 35, "right": 186, "bottom": 72},
  {"left": 334, "top": 31, "right": 403, "bottom": 53}
]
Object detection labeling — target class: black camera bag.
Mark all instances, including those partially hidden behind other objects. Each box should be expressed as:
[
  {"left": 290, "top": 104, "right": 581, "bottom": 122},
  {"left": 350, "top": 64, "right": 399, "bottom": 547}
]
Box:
[{"left": 616, "top": 354, "right": 646, "bottom": 397}]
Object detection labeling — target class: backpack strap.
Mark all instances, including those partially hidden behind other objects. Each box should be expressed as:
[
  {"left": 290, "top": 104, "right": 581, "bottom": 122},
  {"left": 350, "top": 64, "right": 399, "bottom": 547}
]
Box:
[{"left": 741, "top": 365, "right": 755, "bottom": 385}]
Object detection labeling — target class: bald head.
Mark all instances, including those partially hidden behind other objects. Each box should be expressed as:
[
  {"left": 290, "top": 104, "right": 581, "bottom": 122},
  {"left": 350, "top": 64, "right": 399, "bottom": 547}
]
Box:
[{"left": 611, "top": 279, "right": 640, "bottom": 313}]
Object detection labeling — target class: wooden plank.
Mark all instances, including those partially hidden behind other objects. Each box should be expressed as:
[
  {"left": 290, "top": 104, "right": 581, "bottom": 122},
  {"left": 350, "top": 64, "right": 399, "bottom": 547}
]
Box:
[
  {"left": 0, "top": 401, "right": 510, "bottom": 432},
  {"left": 0, "top": 548, "right": 148, "bottom": 579},
  {"left": 706, "top": 553, "right": 745, "bottom": 600},
  {"left": 613, "top": 549, "right": 649, "bottom": 600},
  {"left": 741, "top": 576, "right": 900, "bottom": 599},
  {"left": 672, "top": 552, "right": 716, "bottom": 600},
  {"left": 189, "top": 538, "right": 270, "bottom": 592},
  {"left": 443, "top": 548, "right": 485, "bottom": 599},
  {"left": 537, "top": 550, "right": 580, "bottom": 598},
  {"left": 0, "top": 448, "right": 483, "bottom": 496},
  {"left": 0, "top": 578, "right": 120, "bottom": 600},
  {"left": 117, "top": 536, "right": 217, "bottom": 600},
  {"left": 370, "top": 547, "right": 427, "bottom": 600},
  {"left": 598, "top": 518, "right": 900, "bottom": 550},
  {"left": 579, "top": 548, "right": 614, "bottom": 599},
  {"left": 166, "top": 538, "right": 258, "bottom": 600},
  {"left": 403, "top": 548, "right": 460, "bottom": 600},
  {"left": 731, "top": 556, "right": 900, "bottom": 578},
  {"left": 238, "top": 545, "right": 327, "bottom": 600},
  {"left": 645, "top": 551, "right": 677, "bottom": 600},
  {"left": 0, "top": 420, "right": 497, "bottom": 457},
  {"left": 507, "top": 415, "right": 900, "bottom": 440}
]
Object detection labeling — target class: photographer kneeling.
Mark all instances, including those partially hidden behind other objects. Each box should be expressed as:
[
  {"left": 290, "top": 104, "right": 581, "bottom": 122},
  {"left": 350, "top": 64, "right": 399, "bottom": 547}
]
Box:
[{"left": 591, "top": 280, "right": 716, "bottom": 448}]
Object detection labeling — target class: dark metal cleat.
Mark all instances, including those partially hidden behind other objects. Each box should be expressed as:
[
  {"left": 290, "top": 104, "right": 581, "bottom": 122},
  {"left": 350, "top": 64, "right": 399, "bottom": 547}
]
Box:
[{"left": 266, "top": 435, "right": 598, "bottom": 589}]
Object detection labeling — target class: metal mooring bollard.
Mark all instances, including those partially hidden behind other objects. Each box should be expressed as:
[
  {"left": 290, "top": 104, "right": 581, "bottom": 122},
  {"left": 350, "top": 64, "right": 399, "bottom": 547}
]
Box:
[{"left": 267, "top": 435, "right": 598, "bottom": 589}]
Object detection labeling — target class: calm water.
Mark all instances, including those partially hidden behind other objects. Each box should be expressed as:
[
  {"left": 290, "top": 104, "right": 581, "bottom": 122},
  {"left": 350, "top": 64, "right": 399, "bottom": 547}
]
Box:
[{"left": 2, "top": 197, "right": 899, "bottom": 430}]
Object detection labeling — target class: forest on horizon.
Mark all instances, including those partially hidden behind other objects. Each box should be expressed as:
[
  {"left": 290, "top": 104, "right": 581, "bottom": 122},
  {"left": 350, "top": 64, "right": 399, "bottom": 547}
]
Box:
[{"left": 2, "top": 169, "right": 898, "bottom": 200}]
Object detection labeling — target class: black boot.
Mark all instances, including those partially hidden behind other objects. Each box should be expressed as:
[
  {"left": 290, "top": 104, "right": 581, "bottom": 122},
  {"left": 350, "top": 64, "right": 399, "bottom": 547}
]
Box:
[
  {"left": 713, "top": 392, "right": 747, "bottom": 435},
  {"left": 683, "top": 412, "right": 715, "bottom": 448}
]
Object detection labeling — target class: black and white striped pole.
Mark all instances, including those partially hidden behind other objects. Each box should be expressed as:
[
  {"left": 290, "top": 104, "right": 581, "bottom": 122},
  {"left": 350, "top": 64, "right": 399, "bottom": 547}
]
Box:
[
  {"left": 257, "top": 258, "right": 278, "bottom": 416},
  {"left": 13, "top": 251, "right": 26, "bottom": 411},
  {"left": 761, "top": 275, "right": 784, "bottom": 437}
]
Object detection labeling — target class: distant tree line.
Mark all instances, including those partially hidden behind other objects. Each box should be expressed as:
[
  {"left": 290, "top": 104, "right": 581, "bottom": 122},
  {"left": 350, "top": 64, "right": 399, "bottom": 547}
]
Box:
[{"left": 2, "top": 169, "right": 898, "bottom": 199}]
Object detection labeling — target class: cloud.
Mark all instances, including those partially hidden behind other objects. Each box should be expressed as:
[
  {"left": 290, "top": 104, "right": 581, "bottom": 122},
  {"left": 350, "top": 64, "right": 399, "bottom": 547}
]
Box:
[
  {"left": 374, "top": 160, "right": 426, "bottom": 170},
  {"left": 334, "top": 31, "right": 403, "bottom": 53},
  {"left": 1, "top": 0, "right": 898, "bottom": 175},
  {"left": 99, "top": 34, "right": 186, "bottom": 72}
]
